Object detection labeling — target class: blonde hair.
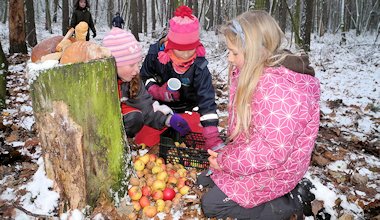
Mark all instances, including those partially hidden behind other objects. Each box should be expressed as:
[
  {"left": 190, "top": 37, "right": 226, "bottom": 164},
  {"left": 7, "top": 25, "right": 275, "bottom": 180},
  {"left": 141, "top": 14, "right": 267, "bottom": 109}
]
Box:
[{"left": 221, "top": 10, "right": 289, "bottom": 139}]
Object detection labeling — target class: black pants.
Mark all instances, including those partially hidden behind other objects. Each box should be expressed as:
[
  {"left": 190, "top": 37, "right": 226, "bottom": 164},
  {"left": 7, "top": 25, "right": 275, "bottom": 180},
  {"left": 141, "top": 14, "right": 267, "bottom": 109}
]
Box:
[
  {"left": 197, "top": 171, "right": 303, "bottom": 220},
  {"left": 123, "top": 111, "right": 144, "bottom": 138}
]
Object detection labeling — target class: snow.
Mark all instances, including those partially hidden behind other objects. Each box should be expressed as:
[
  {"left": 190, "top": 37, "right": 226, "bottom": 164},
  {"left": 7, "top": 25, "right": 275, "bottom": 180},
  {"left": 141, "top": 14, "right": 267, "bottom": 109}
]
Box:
[{"left": 1, "top": 16, "right": 380, "bottom": 220}]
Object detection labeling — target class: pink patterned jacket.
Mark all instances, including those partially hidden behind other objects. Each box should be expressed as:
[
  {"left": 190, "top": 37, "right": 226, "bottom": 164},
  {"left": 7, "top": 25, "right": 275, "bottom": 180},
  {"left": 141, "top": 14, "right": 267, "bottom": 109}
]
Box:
[{"left": 210, "top": 66, "right": 320, "bottom": 208}]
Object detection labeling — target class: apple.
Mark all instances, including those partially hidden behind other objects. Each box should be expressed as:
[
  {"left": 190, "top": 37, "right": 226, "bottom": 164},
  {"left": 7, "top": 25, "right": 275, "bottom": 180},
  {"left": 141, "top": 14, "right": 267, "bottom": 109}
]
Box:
[
  {"left": 155, "top": 199, "right": 165, "bottom": 212},
  {"left": 156, "top": 171, "right": 168, "bottom": 182},
  {"left": 128, "top": 186, "right": 142, "bottom": 201},
  {"left": 156, "top": 157, "right": 165, "bottom": 165},
  {"left": 177, "top": 168, "right": 187, "bottom": 177},
  {"left": 139, "top": 195, "right": 151, "bottom": 208},
  {"left": 163, "top": 187, "right": 176, "bottom": 201},
  {"left": 152, "top": 165, "right": 164, "bottom": 174},
  {"left": 141, "top": 186, "right": 152, "bottom": 197},
  {"left": 149, "top": 154, "right": 157, "bottom": 162},
  {"left": 132, "top": 200, "right": 141, "bottom": 211},
  {"left": 179, "top": 185, "right": 190, "bottom": 195},
  {"left": 152, "top": 179, "right": 166, "bottom": 191},
  {"left": 151, "top": 190, "right": 164, "bottom": 200},
  {"left": 160, "top": 163, "right": 166, "bottom": 171},
  {"left": 167, "top": 170, "right": 176, "bottom": 177},
  {"left": 176, "top": 177, "right": 187, "bottom": 189},
  {"left": 167, "top": 176, "right": 178, "bottom": 185},
  {"left": 139, "top": 153, "right": 150, "bottom": 164},
  {"left": 143, "top": 205, "right": 157, "bottom": 218},
  {"left": 134, "top": 159, "right": 145, "bottom": 171}
]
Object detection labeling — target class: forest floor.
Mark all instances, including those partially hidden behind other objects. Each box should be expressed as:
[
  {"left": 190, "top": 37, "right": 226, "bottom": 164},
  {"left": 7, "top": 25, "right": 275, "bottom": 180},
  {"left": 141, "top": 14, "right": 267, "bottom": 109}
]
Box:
[{"left": 0, "top": 31, "right": 379, "bottom": 220}]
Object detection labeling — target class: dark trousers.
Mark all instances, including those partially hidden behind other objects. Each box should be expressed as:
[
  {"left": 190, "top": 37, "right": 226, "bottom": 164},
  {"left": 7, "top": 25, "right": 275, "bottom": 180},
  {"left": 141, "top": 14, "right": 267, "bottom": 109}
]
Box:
[{"left": 197, "top": 171, "right": 303, "bottom": 220}]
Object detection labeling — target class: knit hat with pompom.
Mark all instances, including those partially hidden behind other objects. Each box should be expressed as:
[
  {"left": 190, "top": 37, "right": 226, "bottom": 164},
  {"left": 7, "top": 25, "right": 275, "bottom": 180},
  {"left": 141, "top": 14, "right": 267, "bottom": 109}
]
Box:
[
  {"left": 102, "top": 27, "right": 142, "bottom": 67},
  {"left": 158, "top": 6, "right": 205, "bottom": 64}
]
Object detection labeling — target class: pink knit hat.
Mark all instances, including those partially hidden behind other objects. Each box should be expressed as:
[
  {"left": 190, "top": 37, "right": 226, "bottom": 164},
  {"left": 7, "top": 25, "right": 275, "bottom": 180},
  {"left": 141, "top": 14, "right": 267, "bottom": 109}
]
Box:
[
  {"left": 166, "top": 6, "right": 201, "bottom": 51},
  {"left": 102, "top": 27, "right": 142, "bottom": 67}
]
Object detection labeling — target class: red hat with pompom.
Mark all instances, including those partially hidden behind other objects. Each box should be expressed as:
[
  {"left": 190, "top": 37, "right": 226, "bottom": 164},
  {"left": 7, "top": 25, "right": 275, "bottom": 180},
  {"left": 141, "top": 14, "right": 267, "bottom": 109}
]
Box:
[{"left": 166, "top": 5, "right": 201, "bottom": 51}]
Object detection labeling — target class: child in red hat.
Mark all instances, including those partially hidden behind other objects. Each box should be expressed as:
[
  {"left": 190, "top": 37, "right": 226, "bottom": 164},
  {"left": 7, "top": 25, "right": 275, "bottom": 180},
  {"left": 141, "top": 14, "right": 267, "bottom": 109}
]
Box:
[{"left": 137, "top": 6, "right": 224, "bottom": 151}]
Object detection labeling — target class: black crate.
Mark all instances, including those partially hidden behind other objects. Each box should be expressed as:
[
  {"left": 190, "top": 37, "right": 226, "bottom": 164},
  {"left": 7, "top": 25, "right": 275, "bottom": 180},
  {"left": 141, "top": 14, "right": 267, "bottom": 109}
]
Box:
[{"left": 159, "top": 128, "right": 209, "bottom": 169}]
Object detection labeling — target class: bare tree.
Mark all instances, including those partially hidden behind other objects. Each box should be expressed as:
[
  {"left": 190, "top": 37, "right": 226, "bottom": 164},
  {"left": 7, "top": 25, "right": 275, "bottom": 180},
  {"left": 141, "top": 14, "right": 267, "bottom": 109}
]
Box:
[
  {"left": 53, "top": 0, "right": 59, "bottom": 23},
  {"left": 62, "top": 0, "right": 70, "bottom": 35},
  {"left": 25, "top": 0, "right": 38, "bottom": 47},
  {"left": 130, "top": 0, "right": 139, "bottom": 41},
  {"left": 300, "top": 0, "right": 314, "bottom": 51},
  {"left": 1, "top": 0, "right": 8, "bottom": 24},
  {"left": 108, "top": 0, "right": 113, "bottom": 28},
  {"left": 45, "top": 0, "right": 53, "bottom": 34},
  {"left": 9, "top": 0, "right": 27, "bottom": 54}
]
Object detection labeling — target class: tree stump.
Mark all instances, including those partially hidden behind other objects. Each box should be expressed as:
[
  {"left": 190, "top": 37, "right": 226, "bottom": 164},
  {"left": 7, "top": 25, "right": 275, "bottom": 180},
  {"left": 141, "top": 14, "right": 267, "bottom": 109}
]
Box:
[{"left": 29, "top": 58, "right": 133, "bottom": 211}]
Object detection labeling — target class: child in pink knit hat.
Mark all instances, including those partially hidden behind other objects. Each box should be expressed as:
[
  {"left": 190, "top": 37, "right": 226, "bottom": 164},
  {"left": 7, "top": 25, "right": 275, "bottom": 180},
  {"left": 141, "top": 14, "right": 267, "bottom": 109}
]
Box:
[
  {"left": 102, "top": 27, "right": 190, "bottom": 149},
  {"left": 137, "top": 5, "right": 224, "bottom": 151}
]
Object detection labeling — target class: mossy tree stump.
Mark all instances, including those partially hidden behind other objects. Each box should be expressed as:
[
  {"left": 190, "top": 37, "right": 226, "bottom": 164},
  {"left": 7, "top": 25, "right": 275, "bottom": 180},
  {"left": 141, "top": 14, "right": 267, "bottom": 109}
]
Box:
[{"left": 29, "top": 57, "right": 133, "bottom": 211}]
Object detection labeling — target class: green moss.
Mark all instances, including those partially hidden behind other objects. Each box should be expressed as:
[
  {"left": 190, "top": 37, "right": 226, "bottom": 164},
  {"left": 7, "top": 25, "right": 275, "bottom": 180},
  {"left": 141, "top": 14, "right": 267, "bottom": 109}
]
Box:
[{"left": 30, "top": 58, "right": 132, "bottom": 207}]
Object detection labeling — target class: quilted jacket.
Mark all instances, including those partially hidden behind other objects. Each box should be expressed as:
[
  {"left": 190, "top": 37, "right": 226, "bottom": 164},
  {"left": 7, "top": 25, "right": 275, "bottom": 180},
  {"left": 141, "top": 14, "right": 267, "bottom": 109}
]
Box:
[{"left": 210, "top": 66, "right": 321, "bottom": 208}]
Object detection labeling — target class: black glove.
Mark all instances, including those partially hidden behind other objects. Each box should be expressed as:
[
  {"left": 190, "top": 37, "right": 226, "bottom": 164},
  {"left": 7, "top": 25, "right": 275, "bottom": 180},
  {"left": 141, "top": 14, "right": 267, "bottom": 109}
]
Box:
[{"left": 92, "top": 32, "right": 96, "bottom": 38}]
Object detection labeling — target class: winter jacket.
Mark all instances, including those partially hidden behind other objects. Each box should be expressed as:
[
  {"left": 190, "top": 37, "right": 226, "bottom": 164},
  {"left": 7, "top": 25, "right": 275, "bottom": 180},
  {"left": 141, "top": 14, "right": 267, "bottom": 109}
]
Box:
[
  {"left": 112, "top": 16, "right": 125, "bottom": 29},
  {"left": 70, "top": 7, "right": 96, "bottom": 41},
  {"left": 118, "top": 79, "right": 168, "bottom": 130},
  {"left": 209, "top": 65, "right": 321, "bottom": 208},
  {"left": 139, "top": 39, "right": 218, "bottom": 127}
]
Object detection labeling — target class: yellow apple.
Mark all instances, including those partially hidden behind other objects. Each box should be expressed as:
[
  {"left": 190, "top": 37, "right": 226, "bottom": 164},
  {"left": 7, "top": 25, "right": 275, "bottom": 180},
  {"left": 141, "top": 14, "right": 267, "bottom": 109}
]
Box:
[
  {"left": 134, "top": 159, "right": 145, "bottom": 171},
  {"left": 152, "top": 179, "right": 166, "bottom": 191},
  {"left": 179, "top": 185, "right": 190, "bottom": 195},
  {"left": 152, "top": 165, "right": 164, "bottom": 174},
  {"left": 139, "top": 153, "right": 150, "bottom": 164},
  {"left": 128, "top": 186, "right": 142, "bottom": 200},
  {"left": 156, "top": 171, "right": 168, "bottom": 182},
  {"left": 143, "top": 205, "right": 157, "bottom": 218}
]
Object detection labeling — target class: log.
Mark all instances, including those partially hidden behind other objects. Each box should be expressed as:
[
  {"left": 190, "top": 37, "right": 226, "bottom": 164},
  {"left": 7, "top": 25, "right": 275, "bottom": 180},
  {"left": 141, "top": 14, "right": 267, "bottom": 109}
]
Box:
[{"left": 29, "top": 57, "right": 133, "bottom": 211}]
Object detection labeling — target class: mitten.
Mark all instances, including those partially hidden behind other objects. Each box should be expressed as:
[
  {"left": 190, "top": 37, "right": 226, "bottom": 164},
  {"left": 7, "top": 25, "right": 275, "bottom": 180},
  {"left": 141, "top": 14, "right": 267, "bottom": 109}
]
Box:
[
  {"left": 148, "top": 82, "right": 180, "bottom": 102},
  {"left": 202, "top": 126, "right": 224, "bottom": 151},
  {"left": 152, "top": 101, "right": 173, "bottom": 115},
  {"left": 169, "top": 114, "right": 190, "bottom": 136}
]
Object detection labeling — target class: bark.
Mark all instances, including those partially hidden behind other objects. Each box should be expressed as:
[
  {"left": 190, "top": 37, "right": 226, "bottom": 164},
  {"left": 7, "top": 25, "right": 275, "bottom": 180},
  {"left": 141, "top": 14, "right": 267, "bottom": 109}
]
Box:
[
  {"left": 0, "top": 41, "right": 7, "bottom": 110},
  {"left": 53, "top": 0, "right": 59, "bottom": 23},
  {"left": 45, "top": 0, "right": 53, "bottom": 34},
  {"left": 9, "top": 0, "right": 27, "bottom": 54},
  {"left": 25, "top": 0, "right": 38, "bottom": 47},
  {"left": 151, "top": 0, "right": 156, "bottom": 31},
  {"left": 130, "top": 0, "right": 139, "bottom": 41},
  {"left": 279, "top": 0, "right": 287, "bottom": 32},
  {"left": 108, "top": 0, "right": 113, "bottom": 28},
  {"left": 300, "top": 0, "right": 314, "bottom": 52},
  {"left": 29, "top": 58, "right": 132, "bottom": 210},
  {"left": 62, "top": 0, "right": 70, "bottom": 35}
]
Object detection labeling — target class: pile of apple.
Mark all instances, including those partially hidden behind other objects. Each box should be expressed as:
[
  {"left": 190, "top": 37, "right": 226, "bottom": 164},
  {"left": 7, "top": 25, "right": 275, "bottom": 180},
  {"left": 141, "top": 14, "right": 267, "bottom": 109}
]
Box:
[{"left": 128, "top": 153, "right": 197, "bottom": 218}]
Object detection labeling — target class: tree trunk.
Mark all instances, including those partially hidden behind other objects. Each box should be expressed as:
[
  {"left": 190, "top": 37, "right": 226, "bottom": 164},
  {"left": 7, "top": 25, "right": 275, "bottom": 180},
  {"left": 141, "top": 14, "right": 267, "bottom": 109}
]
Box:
[
  {"left": 2, "top": 0, "right": 8, "bottom": 24},
  {"left": 62, "top": 0, "right": 70, "bottom": 35},
  {"left": 29, "top": 58, "right": 132, "bottom": 210},
  {"left": 53, "top": 0, "right": 59, "bottom": 23},
  {"left": 45, "top": 0, "right": 53, "bottom": 34},
  {"left": 9, "top": 0, "right": 27, "bottom": 54},
  {"left": 25, "top": 0, "right": 38, "bottom": 47},
  {"left": 143, "top": 0, "right": 147, "bottom": 35},
  {"left": 130, "top": 0, "right": 139, "bottom": 41},
  {"left": 0, "top": 41, "right": 8, "bottom": 110},
  {"left": 108, "top": 0, "right": 113, "bottom": 28},
  {"left": 151, "top": 0, "right": 156, "bottom": 31},
  {"left": 300, "top": 0, "right": 314, "bottom": 52},
  {"left": 278, "top": 0, "right": 287, "bottom": 32}
]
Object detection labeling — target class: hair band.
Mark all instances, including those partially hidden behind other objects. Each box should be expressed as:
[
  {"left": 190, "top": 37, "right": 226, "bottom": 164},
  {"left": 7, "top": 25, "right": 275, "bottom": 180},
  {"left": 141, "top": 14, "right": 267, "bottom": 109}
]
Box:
[{"left": 228, "top": 20, "right": 245, "bottom": 48}]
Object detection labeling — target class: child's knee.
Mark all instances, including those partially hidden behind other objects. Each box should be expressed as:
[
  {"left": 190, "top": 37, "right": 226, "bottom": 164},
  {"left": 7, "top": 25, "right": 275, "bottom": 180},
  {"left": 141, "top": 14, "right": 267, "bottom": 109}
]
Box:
[{"left": 123, "top": 111, "right": 144, "bottom": 137}]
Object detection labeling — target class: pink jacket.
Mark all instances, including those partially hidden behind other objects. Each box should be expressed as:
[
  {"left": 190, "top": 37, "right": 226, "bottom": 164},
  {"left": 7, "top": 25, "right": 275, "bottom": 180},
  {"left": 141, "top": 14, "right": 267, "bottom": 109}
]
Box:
[{"left": 210, "top": 66, "right": 320, "bottom": 208}]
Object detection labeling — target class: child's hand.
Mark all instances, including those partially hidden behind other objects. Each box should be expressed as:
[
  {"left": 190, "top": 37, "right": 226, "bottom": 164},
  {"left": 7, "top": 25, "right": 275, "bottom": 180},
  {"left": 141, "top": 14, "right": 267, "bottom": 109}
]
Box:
[
  {"left": 207, "top": 149, "right": 221, "bottom": 171},
  {"left": 148, "top": 83, "right": 180, "bottom": 102}
]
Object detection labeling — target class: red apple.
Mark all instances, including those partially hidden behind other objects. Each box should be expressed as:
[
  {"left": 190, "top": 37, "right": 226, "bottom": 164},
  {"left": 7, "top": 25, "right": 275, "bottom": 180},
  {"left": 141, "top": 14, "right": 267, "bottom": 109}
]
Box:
[
  {"left": 132, "top": 200, "right": 141, "bottom": 211},
  {"left": 151, "top": 190, "right": 164, "bottom": 201},
  {"left": 162, "top": 187, "right": 176, "bottom": 201},
  {"left": 143, "top": 205, "right": 157, "bottom": 218},
  {"left": 142, "top": 186, "right": 152, "bottom": 197},
  {"left": 139, "top": 196, "right": 151, "bottom": 208}
]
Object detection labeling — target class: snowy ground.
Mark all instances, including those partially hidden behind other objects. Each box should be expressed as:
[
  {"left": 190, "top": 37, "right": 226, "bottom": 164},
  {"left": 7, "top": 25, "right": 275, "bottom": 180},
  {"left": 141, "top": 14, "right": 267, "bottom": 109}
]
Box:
[{"left": 0, "top": 22, "right": 379, "bottom": 220}]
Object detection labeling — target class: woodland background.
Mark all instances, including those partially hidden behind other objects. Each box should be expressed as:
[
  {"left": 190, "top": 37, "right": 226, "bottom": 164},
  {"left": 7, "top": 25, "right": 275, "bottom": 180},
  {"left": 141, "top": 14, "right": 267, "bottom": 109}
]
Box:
[
  {"left": 1, "top": 0, "right": 380, "bottom": 55},
  {"left": 0, "top": 0, "right": 379, "bottom": 219}
]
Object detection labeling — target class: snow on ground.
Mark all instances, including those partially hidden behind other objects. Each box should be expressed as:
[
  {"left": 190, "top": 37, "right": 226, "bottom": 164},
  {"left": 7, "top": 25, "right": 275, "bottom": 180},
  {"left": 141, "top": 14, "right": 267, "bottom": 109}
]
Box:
[{"left": 0, "top": 21, "right": 379, "bottom": 220}]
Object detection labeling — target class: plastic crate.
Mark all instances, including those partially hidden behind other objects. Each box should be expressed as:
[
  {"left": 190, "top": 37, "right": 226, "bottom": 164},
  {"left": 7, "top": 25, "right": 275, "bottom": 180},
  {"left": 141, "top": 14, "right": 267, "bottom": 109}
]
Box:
[{"left": 159, "top": 128, "right": 209, "bottom": 169}]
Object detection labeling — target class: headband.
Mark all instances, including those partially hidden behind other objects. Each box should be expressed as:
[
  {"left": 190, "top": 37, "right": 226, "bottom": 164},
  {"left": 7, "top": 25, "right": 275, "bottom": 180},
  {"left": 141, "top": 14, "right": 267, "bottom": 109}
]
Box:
[{"left": 228, "top": 20, "right": 245, "bottom": 49}]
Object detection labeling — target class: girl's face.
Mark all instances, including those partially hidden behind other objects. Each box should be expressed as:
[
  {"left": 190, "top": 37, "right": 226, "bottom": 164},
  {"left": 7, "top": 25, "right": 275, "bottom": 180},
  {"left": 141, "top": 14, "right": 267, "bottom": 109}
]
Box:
[
  {"left": 79, "top": 0, "right": 86, "bottom": 8},
  {"left": 117, "top": 62, "right": 141, "bottom": 82},
  {"left": 172, "top": 49, "right": 196, "bottom": 60},
  {"left": 226, "top": 38, "right": 244, "bottom": 70}
]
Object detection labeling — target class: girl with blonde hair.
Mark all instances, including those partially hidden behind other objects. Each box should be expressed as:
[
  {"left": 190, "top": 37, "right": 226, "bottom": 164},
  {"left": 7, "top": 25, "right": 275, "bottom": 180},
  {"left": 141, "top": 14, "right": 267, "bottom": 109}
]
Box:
[{"left": 197, "top": 11, "right": 320, "bottom": 219}]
